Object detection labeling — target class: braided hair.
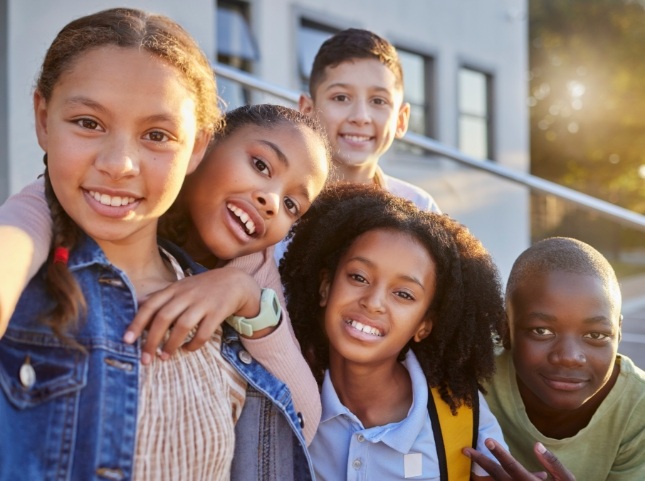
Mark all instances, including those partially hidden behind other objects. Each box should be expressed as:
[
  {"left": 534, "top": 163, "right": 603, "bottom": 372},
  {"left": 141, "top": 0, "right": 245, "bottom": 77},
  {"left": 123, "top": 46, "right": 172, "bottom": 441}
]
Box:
[{"left": 38, "top": 8, "right": 220, "bottom": 338}]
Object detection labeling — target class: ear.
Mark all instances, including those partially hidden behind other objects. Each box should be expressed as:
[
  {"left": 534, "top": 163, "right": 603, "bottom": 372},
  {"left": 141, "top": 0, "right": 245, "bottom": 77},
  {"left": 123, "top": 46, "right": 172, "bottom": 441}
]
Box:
[
  {"left": 318, "top": 269, "right": 331, "bottom": 307},
  {"left": 501, "top": 313, "right": 512, "bottom": 350},
  {"left": 187, "top": 130, "right": 211, "bottom": 175},
  {"left": 618, "top": 314, "right": 623, "bottom": 343},
  {"left": 299, "top": 94, "right": 315, "bottom": 116},
  {"left": 413, "top": 317, "right": 433, "bottom": 343},
  {"left": 34, "top": 90, "right": 49, "bottom": 152},
  {"left": 394, "top": 101, "right": 411, "bottom": 139}
]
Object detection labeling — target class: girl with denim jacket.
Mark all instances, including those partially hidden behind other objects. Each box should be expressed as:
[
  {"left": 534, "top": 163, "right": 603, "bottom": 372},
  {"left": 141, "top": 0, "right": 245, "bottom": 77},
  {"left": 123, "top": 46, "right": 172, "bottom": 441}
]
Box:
[{"left": 0, "top": 8, "right": 323, "bottom": 480}]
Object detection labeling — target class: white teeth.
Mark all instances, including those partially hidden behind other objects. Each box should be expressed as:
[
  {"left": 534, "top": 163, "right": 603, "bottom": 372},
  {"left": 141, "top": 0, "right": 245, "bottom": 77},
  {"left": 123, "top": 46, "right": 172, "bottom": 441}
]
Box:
[
  {"left": 90, "top": 191, "right": 135, "bottom": 207},
  {"left": 227, "top": 203, "right": 256, "bottom": 235},
  {"left": 346, "top": 319, "right": 382, "bottom": 337},
  {"left": 343, "top": 134, "right": 371, "bottom": 142}
]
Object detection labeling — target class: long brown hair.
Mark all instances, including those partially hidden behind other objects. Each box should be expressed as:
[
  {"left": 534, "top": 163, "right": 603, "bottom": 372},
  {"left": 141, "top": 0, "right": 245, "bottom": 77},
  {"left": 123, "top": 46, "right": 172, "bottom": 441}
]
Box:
[{"left": 40, "top": 8, "right": 221, "bottom": 338}]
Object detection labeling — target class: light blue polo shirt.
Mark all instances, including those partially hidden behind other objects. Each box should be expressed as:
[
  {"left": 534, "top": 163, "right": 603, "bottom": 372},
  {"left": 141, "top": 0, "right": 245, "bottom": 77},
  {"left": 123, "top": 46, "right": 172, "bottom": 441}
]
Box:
[{"left": 309, "top": 351, "right": 506, "bottom": 480}]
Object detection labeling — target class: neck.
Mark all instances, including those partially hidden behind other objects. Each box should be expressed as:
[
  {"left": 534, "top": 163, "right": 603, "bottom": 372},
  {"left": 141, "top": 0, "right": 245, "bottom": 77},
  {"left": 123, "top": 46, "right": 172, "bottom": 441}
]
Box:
[
  {"left": 335, "top": 161, "right": 379, "bottom": 185},
  {"left": 181, "top": 223, "right": 223, "bottom": 269},
  {"left": 328, "top": 352, "right": 412, "bottom": 428},
  {"left": 96, "top": 231, "right": 176, "bottom": 301}
]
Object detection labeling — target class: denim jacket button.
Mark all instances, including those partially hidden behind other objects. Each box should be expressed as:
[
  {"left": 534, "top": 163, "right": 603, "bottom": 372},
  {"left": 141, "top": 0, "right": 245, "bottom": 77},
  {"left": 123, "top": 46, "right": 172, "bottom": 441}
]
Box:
[
  {"left": 238, "top": 350, "right": 253, "bottom": 364},
  {"left": 19, "top": 357, "right": 36, "bottom": 389},
  {"left": 297, "top": 412, "right": 305, "bottom": 429}
]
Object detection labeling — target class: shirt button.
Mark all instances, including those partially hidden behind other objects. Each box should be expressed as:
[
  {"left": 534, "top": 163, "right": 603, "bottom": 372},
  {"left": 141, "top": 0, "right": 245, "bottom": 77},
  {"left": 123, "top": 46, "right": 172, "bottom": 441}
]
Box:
[
  {"left": 356, "top": 434, "right": 365, "bottom": 442},
  {"left": 352, "top": 458, "right": 362, "bottom": 470},
  {"left": 19, "top": 357, "right": 36, "bottom": 389},
  {"left": 297, "top": 412, "right": 305, "bottom": 429},
  {"left": 238, "top": 350, "right": 253, "bottom": 364}
]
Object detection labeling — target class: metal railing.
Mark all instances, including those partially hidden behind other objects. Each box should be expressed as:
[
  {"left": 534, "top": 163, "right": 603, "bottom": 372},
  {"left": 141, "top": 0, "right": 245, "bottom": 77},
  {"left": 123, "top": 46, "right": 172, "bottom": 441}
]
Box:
[{"left": 214, "top": 63, "right": 645, "bottom": 233}]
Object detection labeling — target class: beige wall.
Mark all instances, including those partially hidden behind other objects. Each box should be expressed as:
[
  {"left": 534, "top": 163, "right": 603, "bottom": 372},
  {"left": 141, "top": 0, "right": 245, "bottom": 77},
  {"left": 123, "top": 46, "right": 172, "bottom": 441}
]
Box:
[{"left": 3, "top": 0, "right": 529, "bottom": 280}]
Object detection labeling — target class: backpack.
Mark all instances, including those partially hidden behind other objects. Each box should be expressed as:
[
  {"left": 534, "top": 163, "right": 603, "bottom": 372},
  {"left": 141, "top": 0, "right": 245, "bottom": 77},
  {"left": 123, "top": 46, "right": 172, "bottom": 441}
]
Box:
[{"left": 427, "top": 386, "right": 480, "bottom": 481}]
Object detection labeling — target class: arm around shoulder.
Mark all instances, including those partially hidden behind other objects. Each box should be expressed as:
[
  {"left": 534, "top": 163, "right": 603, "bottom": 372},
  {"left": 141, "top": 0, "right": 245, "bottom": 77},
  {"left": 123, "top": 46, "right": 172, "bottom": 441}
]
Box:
[{"left": 0, "top": 180, "right": 52, "bottom": 335}]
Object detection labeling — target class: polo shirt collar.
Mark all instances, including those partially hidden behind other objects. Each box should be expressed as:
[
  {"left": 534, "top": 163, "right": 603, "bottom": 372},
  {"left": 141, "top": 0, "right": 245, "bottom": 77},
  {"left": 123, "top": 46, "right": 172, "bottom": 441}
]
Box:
[{"left": 319, "top": 351, "right": 428, "bottom": 454}]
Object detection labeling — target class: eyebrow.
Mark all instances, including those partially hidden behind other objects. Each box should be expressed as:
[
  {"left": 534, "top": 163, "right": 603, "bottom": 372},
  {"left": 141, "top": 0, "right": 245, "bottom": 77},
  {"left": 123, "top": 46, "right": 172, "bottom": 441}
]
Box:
[
  {"left": 64, "top": 96, "right": 181, "bottom": 125},
  {"left": 65, "top": 96, "right": 107, "bottom": 114},
  {"left": 258, "top": 140, "right": 288, "bottom": 166},
  {"left": 350, "top": 256, "right": 427, "bottom": 291},
  {"left": 526, "top": 312, "right": 613, "bottom": 326},
  {"left": 323, "top": 82, "right": 392, "bottom": 96},
  {"left": 257, "top": 139, "right": 315, "bottom": 203}
]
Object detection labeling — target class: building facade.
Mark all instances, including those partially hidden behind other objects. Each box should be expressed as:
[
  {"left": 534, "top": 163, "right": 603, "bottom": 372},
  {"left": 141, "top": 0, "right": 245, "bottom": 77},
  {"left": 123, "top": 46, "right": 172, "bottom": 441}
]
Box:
[{"left": 1, "top": 0, "right": 529, "bottom": 279}]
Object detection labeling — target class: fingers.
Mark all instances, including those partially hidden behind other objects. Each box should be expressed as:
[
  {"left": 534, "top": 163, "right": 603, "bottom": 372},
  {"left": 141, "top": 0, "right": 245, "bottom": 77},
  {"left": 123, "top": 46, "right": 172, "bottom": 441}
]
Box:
[
  {"left": 463, "top": 447, "right": 510, "bottom": 480},
  {"left": 140, "top": 296, "right": 189, "bottom": 363},
  {"left": 181, "top": 315, "right": 225, "bottom": 352},
  {"left": 471, "top": 438, "right": 548, "bottom": 481},
  {"left": 533, "top": 443, "right": 576, "bottom": 481},
  {"left": 123, "top": 290, "right": 172, "bottom": 344}
]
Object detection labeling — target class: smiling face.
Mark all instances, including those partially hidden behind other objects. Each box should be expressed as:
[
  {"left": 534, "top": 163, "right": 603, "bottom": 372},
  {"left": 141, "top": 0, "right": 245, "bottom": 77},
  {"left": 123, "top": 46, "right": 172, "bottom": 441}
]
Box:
[
  {"left": 508, "top": 270, "right": 621, "bottom": 415},
  {"left": 301, "top": 58, "right": 410, "bottom": 182},
  {"left": 183, "top": 122, "right": 329, "bottom": 262},
  {"left": 34, "top": 46, "right": 208, "bottom": 253},
  {"left": 319, "top": 229, "right": 435, "bottom": 368}
]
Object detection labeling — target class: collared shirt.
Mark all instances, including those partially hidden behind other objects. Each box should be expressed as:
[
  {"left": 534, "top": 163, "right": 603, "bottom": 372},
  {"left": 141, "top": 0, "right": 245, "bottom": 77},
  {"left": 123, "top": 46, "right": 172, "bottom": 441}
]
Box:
[{"left": 309, "top": 351, "right": 506, "bottom": 481}]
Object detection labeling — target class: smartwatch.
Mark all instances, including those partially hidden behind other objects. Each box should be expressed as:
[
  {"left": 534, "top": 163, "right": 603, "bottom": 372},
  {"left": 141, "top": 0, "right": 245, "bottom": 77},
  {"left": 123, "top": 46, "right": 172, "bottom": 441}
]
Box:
[{"left": 225, "top": 288, "right": 282, "bottom": 336}]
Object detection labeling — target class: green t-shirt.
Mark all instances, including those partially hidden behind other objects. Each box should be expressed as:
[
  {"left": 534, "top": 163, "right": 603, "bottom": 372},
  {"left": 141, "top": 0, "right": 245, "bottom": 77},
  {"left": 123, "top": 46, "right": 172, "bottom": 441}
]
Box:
[{"left": 485, "top": 350, "right": 645, "bottom": 480}]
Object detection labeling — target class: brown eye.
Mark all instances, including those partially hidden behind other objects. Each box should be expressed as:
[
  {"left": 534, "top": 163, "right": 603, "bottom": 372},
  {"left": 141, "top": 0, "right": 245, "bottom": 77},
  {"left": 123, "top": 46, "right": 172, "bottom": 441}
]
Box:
[
  {"left": 146, "top": 131, "right": 169, "bottom": 142},
  {"left": 253, "top": 158, "right": 269, "bottom": 175},
  {"left": 77, "top": 118, "right": 100, "bottom": 130}
]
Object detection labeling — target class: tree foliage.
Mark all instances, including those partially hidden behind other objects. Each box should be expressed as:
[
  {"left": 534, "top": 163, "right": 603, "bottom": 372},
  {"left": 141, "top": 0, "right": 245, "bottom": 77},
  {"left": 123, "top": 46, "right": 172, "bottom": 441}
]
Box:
[{"left": 530, "top": 0, "right": 645, "bottom": 214}]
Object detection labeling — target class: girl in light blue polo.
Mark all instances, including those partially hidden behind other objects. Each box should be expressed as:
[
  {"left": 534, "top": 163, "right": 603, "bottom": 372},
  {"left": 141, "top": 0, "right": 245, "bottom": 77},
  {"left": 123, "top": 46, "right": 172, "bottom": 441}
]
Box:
[{"left": 281, "top": 183, "right": 507, "bottom": 481}]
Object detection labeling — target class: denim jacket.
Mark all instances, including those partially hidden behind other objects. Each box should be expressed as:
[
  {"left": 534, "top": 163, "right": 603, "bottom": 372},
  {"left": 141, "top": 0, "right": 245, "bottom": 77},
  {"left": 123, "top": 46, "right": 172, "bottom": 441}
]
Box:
[{"left": 0, "top": 235, "right": 313, "bottom": 481}]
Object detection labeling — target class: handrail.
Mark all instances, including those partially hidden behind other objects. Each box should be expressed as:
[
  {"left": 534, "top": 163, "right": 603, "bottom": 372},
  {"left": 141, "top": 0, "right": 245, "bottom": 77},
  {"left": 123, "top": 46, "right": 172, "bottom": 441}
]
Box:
[{"left": 213, "top": 63, "right": 645, "bottom": 232}]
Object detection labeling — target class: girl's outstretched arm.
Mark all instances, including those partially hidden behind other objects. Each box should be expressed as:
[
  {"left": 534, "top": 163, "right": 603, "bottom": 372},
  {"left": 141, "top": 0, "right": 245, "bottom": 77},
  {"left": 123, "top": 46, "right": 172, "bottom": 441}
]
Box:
[
  {"left": 0, "top": 180, "right": 51, "bottom": 335},
  {"left": 233, "top": 248, "right": 322, "bottom": 444},
  {"left": 124, "top": 249, "right": 322, "bottom": 444}
]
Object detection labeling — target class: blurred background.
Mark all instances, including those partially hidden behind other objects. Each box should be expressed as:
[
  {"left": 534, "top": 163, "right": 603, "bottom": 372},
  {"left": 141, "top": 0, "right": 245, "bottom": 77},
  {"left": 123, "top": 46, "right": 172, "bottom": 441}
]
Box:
[{"left": 1, "top": 0, "right": 643, "bottom": 364}]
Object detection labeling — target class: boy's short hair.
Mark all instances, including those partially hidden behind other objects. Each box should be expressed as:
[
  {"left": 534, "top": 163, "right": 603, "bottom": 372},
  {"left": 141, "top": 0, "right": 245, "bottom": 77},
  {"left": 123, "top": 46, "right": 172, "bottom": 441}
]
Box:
[
  {"left": 506, "top": 237, "right": 622, "bottom": 314},
  {"left": 308, "top": 28, "right": 404, "bottom": 96}
]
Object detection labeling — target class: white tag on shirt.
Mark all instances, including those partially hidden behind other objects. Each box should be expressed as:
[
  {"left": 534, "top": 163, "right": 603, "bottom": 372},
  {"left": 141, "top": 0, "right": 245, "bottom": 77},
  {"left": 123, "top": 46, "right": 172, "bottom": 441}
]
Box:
[{"left": 404, "top": 452, "right": 422, "bottom": 478}]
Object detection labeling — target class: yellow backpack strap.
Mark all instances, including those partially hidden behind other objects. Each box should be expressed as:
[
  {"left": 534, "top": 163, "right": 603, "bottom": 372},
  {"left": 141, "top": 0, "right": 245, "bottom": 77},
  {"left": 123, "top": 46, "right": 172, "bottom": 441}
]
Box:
[{"left": 427, "top": 385, "right": 478, "bottom": 481}]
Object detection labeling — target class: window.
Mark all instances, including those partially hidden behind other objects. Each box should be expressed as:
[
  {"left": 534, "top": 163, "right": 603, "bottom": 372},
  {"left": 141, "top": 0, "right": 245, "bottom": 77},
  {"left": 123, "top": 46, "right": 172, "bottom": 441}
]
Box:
[
  {"left": 458, "top": 67, "right": 493, "bottom": 160},
  {"left": 396, "top": 47, "right": 435, "bottom": 140},
  {"left": 216, "top": 1, "right": 258, "bottom": 109},
  {"left": 297, "top": 20, "right": 337, "bottom": 92}
]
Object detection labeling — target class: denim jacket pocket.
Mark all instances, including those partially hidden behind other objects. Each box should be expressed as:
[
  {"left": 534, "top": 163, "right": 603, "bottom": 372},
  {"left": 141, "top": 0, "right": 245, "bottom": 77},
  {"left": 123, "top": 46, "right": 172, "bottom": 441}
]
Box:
[{"left": 0, "top": 332, "right": 88, "bottom": 410}]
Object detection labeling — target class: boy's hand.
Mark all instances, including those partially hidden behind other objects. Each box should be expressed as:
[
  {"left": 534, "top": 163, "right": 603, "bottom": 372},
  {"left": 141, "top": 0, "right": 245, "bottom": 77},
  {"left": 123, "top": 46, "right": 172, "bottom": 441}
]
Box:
[
  {"left": 123, "top": 267, "right": 262, "bottom": 364},
  {"left": 463, "top": 438, "right": 576, "bottom": 481}
]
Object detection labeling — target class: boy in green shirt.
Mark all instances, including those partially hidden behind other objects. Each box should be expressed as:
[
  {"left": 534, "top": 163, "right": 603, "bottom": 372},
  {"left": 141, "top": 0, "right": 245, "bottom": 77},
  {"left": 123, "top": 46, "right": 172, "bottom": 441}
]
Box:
[{"left": 468, "top": 237, "right": 645, "bottom": 480}]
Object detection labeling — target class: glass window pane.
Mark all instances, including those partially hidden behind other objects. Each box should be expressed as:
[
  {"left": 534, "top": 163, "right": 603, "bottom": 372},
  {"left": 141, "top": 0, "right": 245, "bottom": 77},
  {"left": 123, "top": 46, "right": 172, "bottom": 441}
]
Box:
[
  {"left": 459, "top": 68, "right": 487, "bottom": 116},
  {"left": 217, "top": 6, "right": 259, "bottom": 61},
  {"left": 298, "top": 26, "right": 333, "bottom": 79},
  {"left": 217, "top": 77, "right": 247, "bottom": 111},
  {"left": 408, "top": 103, "right": 426, "bottom": 136},
  {"left": 398, "top": 50, "right": 425, "bottom": 105},
  {"left": 459, "top": 116, "right": 488, "bottom": 160}
]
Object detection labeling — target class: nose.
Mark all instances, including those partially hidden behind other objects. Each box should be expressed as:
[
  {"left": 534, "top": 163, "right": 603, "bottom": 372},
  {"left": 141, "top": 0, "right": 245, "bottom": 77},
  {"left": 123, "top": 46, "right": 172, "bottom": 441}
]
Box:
[
  {"left": 95, "top": 137, "right": 140, "bottom": 180},
  {"left": 348, "top": 99, "right": 371, "bottom": 126},
  {"left": 360, "top": 285, "right": 386, "bottom": 314},
  {"left": 253, "top": 190, "right": 280, "bottom": 218},
  {"left": 548, "top": 336, "right": 586, "bottom": 367}
]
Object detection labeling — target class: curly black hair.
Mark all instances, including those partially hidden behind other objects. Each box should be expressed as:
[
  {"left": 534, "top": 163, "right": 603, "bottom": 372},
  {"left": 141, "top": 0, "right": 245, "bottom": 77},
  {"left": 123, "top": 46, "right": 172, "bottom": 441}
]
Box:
[{"left": 280, "top": 183, "right": 506, "bottom": 412}]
